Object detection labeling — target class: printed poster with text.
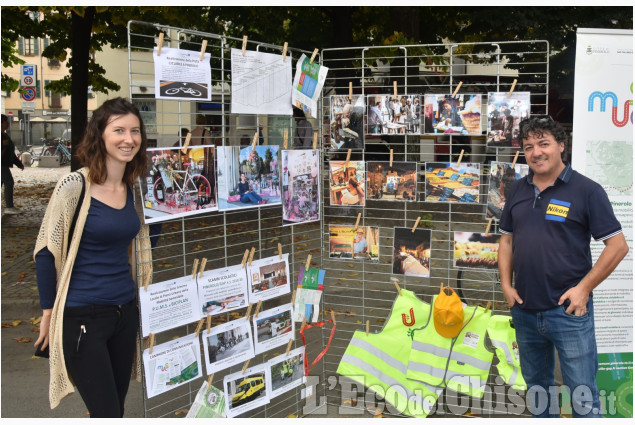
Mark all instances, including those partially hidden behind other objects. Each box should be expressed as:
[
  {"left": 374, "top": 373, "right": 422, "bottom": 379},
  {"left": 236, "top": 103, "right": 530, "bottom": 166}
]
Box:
[
  {"left": 153, "top": 47, "right": 212, "bottom": 101},
  {"left": 198, "top": 264, "right": 249, "bottom": 316},
  {"left": 292, "top": 53, "right": 328, "bottom": 118},
  {"left": 572, "top": 28, "right": 632, "bottom": 417}
]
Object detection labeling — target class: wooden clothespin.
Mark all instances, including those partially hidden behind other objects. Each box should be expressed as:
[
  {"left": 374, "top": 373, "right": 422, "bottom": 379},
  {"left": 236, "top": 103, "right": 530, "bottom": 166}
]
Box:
[
  {"left": 282, "top": 42, "right": 288, "bottom": 62},
  {"left": 242, "top": 36, "right": 248, "bottom": 56},
  {"left": 191, "top": 258, "right": 199, "bottom": 280},
  {"left": 312, "top": 131, "right": 318, "bottom": 150},
  {"left": 354, "top": 212, "right": 361, "bottom": 230},
  {"left": 389, "top": 149, "right": 393, "bottom": 167},
  {"left": 181, "top": 132, "right": 192, "bottom": 154},
  {"left": 242, "top": 359, "right": 250, "bottom": 374},
  {"left": 156, "top": 32, "right": 164, "bottom": 56},
  {"left": 301, "top": 318, "right": 307, "bottom": 330},
  {"left": 309, "top": 48, "right": 319, "bottom": 64},
  {"left": 248, "top": 247, "right": 256, "bottom": 266},
  {"left": 198, "top": 258, "right": 207, "bottom": 278},
  {"left": 245, "top": 302, "right": 253, "bottom": 318},
  {"left": 254, "top": 300, "right": 262, "bottom": 318},
  {"left": 412, "top": 217, "right": 421, "bottom": 233},
  {"left": 508, "top": 79, "right": 518, "bottom": 97},
  {"left": 241, "top": 249, "right": 250, "bottom": 268},
  {"left": 511, "top": 151, "right": 520, "bottom": 168},
  {"left": 345, "top": 149, "right": 352, "bottom": 168},
  {"left": 291, "top": 289, "right": 297, "bottom": 305},
  {"left": 283, "top": 131, "right": 288, "bottom": 149},
  {"left": 485, "top": 218, "right": 493, "bottom": 236},
  {"left": 349, "top": 82, "right": 353, "bottom": 100},
  {"left": 199, "top": 40, "right": 208, "bottom": 61},
  {"left": 148, "top": 333, "right": 155, "bottom": 354},
  {"left": 278, "top": 243, "right": 283, "bottom": 259},
  {"left": 330, "top": 310, "right": 336, "bottom": 325},
  {"left": 251, "top": 132, "right": 258, "bottom": 150},
  {"left": 485, "top": 301, "right": 492, "bottom": 313},
  {"left": 194, "top": 317, "right": 205, "bottom": 338},
  {"left": 366, "top": 320, "right": 370, "bottom": 336},
  {"left": 206, "top": 314, "right": 212, "bottom": 334},
  {"left": 285, "top": 339, "right": 294, "bottom": 355},
  {"left": 452, "top": 81, "right": 463, "bottom": 98},
  {"left": 305, "top": 254, "right": 312, "bottom": 271},
  {"left": 393, "top": 81, "right": 398, "bottom": 98},
  {"left": 143, "top": 272, "right": 151, "bottom": 291},
  {"left": 392, "top": 278, "right": 402, "bottom": 296},
  {"left": 207, "top": 373, "right": 215, "bottom": 390},
  {"left": 456, "top": 149, "right": 465, "bottom": 166}
]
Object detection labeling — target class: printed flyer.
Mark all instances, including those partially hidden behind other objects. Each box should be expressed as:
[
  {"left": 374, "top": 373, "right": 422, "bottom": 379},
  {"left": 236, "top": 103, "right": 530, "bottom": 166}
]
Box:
[
  {"left": 143, "top": 334, "right": 202, "bottom": 399},
  {"left": 247, "top": 254, "right": 291, "bottom": 303},
  {"left": 198, "top": 264, "right": 249, "bottom": 316},
  {"left": 202, "top": 317, "right": 255, "bottom": 375},
  {"left": 267, "top": 347, "right": 306, "bottom": 398},
  {"left": 253, "top": 303, "right": 295, "bottom": 355},
  {"left": 153, "top": 47, "right": 212, "bottom": 101},
  {"left": 293, "top": 265, "right": 326, "bottom": 323},
  {"left": 292, "top": 53, "right": 329, "bottom": 118},
  {"left": 224, "top": 363, "right": 270, "bottom": 417},
  {"left": 186, "top": 382, "right": 226, "bottom": 418},
  {"left": 138, "top": 276, "right": 202, "bottom": 337}
]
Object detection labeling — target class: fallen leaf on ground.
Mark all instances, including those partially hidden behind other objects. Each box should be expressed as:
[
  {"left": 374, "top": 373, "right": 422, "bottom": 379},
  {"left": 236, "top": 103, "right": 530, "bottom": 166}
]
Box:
[
  {"left": 12, "top": 320, "right": 22, "bottom": 327},
  {"left": 175, "top": 409, "right": 188, "bottom": 416},
  {"left": 13, "top": 337, "right": 32, "bottom": 343}
]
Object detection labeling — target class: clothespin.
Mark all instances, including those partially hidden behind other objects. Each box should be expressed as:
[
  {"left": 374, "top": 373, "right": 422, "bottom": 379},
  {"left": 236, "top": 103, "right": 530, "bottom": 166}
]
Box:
[
  {"left": 301, "top": 318, "right": 307, "bottom": 330},
  {"left": 508, "top": 79, "right": 518, "bottom": 97},
  {"left": 194, "top": 317, "right": 205, "bottom": 338},
  {"left": 485, "top": 218, "right": 493, "bottom": 236},
  {"left": 251, "top": 132, "right": 258, "bottom": 150},
  {"left": 349, "top": 82, "right": 353, "bottom": 100},
  {"left": 191, "top": 258, "right": 199, "bottom": 280},
  {"left": 389, "top": 149, "right": 393, "bottom": 167},
  {"left": 313, "top": 131, "right": 318, "bottom": 150},
  {"left": 392, "top": 277, "right": 402, "bottom": 296},
  {"left": 206, "top": 314, "right": 212, "bottom": 334},
  {"left": 282, "top": 42, "right": 288, "bottom": 62},
  {"left": 248, "top": 247, "right": 256, "bottom": 266},
  {"left": 207, "top": 373, "right": 215, "bottom": 390},
  {"left": 245, "top": 302, "right": 253, "bottom": 318},
  {"left": 305, "top": 254, "right": 312, "bottom": 271},
  {"left": 156, "top": 32, "right": 164, "bottom": 56},
  {"left": 412, "top": 217, "right": 421, "bottom": 233},
  {"left": 485, "top": 301, "right": 492, "bottom": 313},
  {"left": 511, "top": 151, "right": 519, "bottom": 168},
  {"left": 148, "top": 333, "right": 155, "bottom": 354},
  {"left": 278, "top": 243, "right": 283, "bottom": 259},
  {"left": 198, "top": 258, "right": 207, "bottom": 278},
  {"left": 285, "top": 339, "right": 294, "bottom": 355},
  {"left": 199, "top": 40, "right": 208, "bottom": 61},
  {"left": 393, "top": 81, "right": 398, "bottom": 98},
  {"left": 456, "top": 149, "right": 464, "bottom": 166},
  {"left": 309, "top": 48, "right": 319, "bottom": 64},
  {"left": 242, "top": 359, "right": 250, "bottom": 374},
  {"left": 143, "top": 272, "right": 151, "bottom": 291},
  {"left": 181, "top": 132, "right": 192, "bottom": 154},
  {"left": 241, "top": 249, "right": 249, "bottom": 268},
  {"left": 345, "top": 149, "right": 351, "bottom": 169},
  {"left": 283, "top": 131, "right": 288, "bottom": 149},
  {"left": 242, "top": 36, "right": 248, "bottom": 56},
  {"left": 452, "top": 81, "right": 463, "bottom": 98},
  {"left": 291, "top": 289, "right": 297, "bottom": 305},
  {"left": 330, "top": 310, "right": 336, "bottom": 325},
  {"left": 366, "top": 320, "right": 370, "bottom": 336},
  {"left": 254, "top": 300, "right": 262, "bottom": 318},
  {"left": 354, "top": 212, "right": 361, "bottom": 230}
]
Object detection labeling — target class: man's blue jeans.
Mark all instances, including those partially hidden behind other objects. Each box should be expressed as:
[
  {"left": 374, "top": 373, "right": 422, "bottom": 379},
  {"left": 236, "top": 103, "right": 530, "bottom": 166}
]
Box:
[{"left": 510, "top": 298, "right": 602, "bottom": 417}]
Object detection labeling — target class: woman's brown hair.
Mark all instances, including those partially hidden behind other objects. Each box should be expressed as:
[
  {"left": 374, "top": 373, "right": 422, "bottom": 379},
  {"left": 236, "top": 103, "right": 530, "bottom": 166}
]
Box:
[{"left": 75, "top": 97, "right": 149, "bottom": 186}]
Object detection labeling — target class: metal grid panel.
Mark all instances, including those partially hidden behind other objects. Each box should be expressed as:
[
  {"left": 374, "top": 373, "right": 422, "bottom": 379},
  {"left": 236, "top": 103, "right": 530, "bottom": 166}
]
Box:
[
  {"left": 319, "top": 40, "right": 548, "bottom": 418},
  {"left": 128, "top": 21, "right": 325, "bottom": 418}
]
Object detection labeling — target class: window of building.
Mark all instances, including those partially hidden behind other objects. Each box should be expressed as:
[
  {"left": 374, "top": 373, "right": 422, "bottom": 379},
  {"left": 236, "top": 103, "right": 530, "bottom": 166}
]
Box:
[
  {"left": 132, "top": 98, "right": 157, "bottom": 134},
  {"left": 18, "top": 37, "right": 39, "bottom": 56}
]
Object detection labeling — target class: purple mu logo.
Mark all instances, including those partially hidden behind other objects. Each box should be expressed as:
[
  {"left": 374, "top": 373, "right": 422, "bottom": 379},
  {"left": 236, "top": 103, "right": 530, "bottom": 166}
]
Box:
[{"left": 587, "top": 83, "right": 633, "bottom": 127}]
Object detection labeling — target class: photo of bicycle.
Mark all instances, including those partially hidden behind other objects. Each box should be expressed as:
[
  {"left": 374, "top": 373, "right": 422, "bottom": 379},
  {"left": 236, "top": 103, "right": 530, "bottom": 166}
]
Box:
[{"left": 159, "top": 81, "right": 209, "bottom": 99}]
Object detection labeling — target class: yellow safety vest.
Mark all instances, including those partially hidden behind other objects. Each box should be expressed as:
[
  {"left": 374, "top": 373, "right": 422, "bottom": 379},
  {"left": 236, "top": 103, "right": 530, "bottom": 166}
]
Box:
[
  {"left": 487, "top": 315, "right": 526, "bottom": 391},
  {"left": 337, "top": 289, "right": 443, "bottom": 418},
  {"left": 407, "top": 296, "right": 493, "bottom": 398}
]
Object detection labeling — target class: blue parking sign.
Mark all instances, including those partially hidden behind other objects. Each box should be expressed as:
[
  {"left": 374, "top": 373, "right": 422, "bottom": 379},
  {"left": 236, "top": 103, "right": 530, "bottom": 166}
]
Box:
[{"left": 22, "top": 65, "right": 35, "bottom": 76}]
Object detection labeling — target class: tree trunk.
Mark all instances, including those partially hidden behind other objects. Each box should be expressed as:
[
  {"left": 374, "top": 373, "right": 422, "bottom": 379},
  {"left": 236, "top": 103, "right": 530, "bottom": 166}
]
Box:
[{"left": 70, "top": 7, "right": 95, "bottom": 171}]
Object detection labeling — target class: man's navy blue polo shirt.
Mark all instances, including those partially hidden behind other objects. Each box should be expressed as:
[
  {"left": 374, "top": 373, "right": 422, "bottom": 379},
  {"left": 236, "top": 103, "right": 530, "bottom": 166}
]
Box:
[{"left": 499, "top": 163, "right": 622, "bottom": 310}]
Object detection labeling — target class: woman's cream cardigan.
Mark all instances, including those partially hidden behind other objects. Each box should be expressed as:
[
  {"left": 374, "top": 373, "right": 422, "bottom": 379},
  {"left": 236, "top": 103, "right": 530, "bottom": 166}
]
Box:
[{"left": 34, "top": 168, "right": 150, "bottom": 409}]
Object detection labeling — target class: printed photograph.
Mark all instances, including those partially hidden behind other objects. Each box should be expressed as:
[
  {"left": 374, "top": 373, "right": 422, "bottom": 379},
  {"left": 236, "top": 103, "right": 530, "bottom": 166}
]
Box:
[
  {"left": 454, "top": 232, "right": 501, "bottom": 269},
  {"left": 329, "top": 95, "right": 364, "bottom": 150},
  {"left": 282, "top": 149, "right": 320, "bottom": 226},
  {"left": 486, "top": 92, "right": 531, "bottom": 147},
  {"left": 216, "top": 145, "right": 281, "bottom": 211},
  {"left": 328, "top": 225, "right": 379, "bottom": 262},
  {"left": 140, "top": 146, "right": 217, "bottom": 224},
  {"left": 268, "top": 348, "right": 305, "bottom": 397},
  {"left": 226, "top": 371, "right": 267, "bottom": 409},
  {"left": 487, "top": 162, "right": 530, "bottom": 220},
  {"left": 423, "top": 94, "right": 483, "bottom": 135},
  {"left": 392, "top": 227, "right": 432, "bottom": 277},
  {"left": 366, "top": 161, "right": 418, "bottom": 201},
  {"left": 251, "top": 259, "right": 288, "bottom": 294},
  {"left": 367, "top": 94, "right": 421, "bottom": 135},
  {"left": 255, "top": 309, "right": 293, "bottom": 344},
  {"left": 328, "top": 160, "right": 366, "bottom": 206},
  {"left": 203, "top": 318, "right": 254, "bottom": 374},
  {"left": 424, "top": 162, "right": 480, "bottom": 203}
]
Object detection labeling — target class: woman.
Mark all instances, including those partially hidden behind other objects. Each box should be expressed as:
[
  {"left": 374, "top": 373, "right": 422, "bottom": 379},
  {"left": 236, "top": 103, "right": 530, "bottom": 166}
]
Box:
[
  {"left": 340, "top": 176, "right": 364, "bottom": 206},
  {"left": 238, "top": 173, "right": 266, "bottom": 204},
  {"left": 33, "top": 97, "right": 148, "bottom": 417}
]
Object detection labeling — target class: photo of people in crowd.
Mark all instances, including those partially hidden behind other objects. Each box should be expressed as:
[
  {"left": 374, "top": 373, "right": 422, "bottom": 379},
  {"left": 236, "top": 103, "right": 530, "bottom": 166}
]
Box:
[
  {"left": 454, "top": 232, "right": 501, "bottom": 269},
  {"left": 282, "top": 149, "right": 320, "bottom": 226},
  {"left": 425, "top": 162, "right": 481, "bottom": 203},
  {"left": 329, "top": 95, "right": 364, "bottom": 150},
  {"left": 366, "top": 161, "right": 418, "bottom": 201},
  {"left": 366, "top": 94, "right": 421, "bottom": 135},
  {"left": 392, "top": 227, "right": 432, "bottom": 277},
  {"left": 329, "top": 225, "right": 379, "bottom": 262},
  {"left": 328, "top": 160, "right": 366, "bottom": 206},
  {"left": 486, "top": 92, "right": 530, "bottom": 147},
  {"left": 203, "top": 318, "right": 254, "bottom": 374},
  {"left": 216, "top": 145, "right": 281, "bottom": 211},
  {"left": 423, "top": 94, "right": 483, "bottom": 135},
  {"left": 487, "top": 162, "right": 530, "bottom": 220},
  {"left": 141, "top": 146, "right": 217, "bottom": 224}
]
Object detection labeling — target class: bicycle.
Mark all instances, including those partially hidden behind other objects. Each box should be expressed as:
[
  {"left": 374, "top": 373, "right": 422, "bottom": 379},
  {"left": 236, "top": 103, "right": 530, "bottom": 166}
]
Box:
[
  {"left": 164, "top": 86, "right": 202, "bottom": 97},
  {"left": 152, "top": 161, "right": 212, "bottom": 209},
  {"left": 38, "top": 139, "right": 71, "bottom": 165}
]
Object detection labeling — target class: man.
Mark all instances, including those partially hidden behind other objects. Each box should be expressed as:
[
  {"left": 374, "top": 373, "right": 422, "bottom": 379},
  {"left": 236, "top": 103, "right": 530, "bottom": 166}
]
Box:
[
  {"left": 1, "top": 114, "right": 24, "bottom": 214},
  {"left": 353, "top": 229, "right": 368, "bottom": 257},
  {"left": 292, "top": 107, "right": 312, "bottom": 148},
  {"left": 368, "top": 100, "right": 384, "bottom": 135},
  {"left": 498, "top": 115, "right": 628, "bottom": 418}
]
